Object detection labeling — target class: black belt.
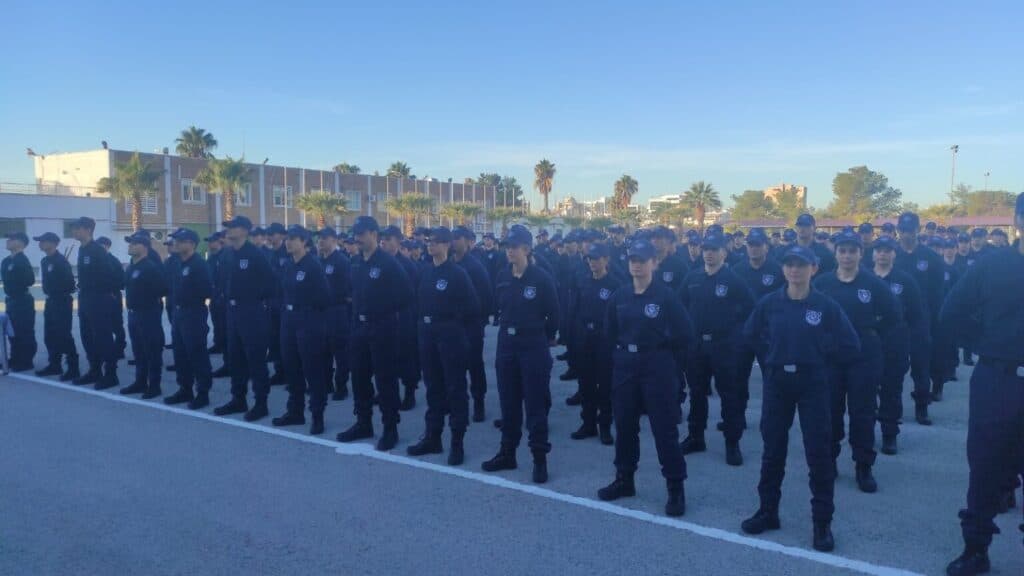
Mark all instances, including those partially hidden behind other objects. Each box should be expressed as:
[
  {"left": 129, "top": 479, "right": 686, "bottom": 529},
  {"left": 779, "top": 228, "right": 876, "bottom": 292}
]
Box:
[
  {"left": 422, "top": 315, "right": 457, "bottom": 324},
  {"left": 979, "top": 357, "right": 1024, "bottom": 377},
  {"left": 175, "top": 304, "right": 205, "bottom": 310},
  {"left": 357, "top": 312, "right": 399, "bottom": 323},
  {"left": 285, "top": 304, "right": 317, "bottom": 312},
  {"left": 228, "top": 299, "right": 262, "bottom": 307},
  {"left": 616, "top": 343, "right": 667, "bottom": 353}
]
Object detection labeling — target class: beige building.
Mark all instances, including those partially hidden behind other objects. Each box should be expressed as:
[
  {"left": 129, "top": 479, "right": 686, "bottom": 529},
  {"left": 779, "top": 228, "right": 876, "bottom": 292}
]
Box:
[
  {"left": 763, "top": 183, "right": 807, "bottom": 205},
  {"left": 31, "top": 148, "right": 498, "bottom": 244}
]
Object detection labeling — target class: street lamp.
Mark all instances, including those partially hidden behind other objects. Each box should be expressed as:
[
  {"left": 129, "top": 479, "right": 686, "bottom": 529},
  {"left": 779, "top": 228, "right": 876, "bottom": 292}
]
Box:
[
  {"left": 949, "top": 144, "right": 959, "bottom": 193},
  {"left": 984, "top": 171, "right": 990, "bottom": 191}
]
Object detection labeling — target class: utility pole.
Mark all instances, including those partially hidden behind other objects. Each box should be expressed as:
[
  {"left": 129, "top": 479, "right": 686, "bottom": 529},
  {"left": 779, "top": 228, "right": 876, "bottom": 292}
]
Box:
[
  {"left": 949, "top": 144, "right": 959, "bottom": 194},
  {"left": 984, "top": 171, "right": 990, "bottom": 191}
]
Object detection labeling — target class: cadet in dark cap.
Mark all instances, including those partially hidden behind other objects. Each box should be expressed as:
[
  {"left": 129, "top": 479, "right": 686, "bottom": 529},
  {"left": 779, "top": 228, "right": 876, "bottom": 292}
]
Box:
[
  {"left": 3, "top": 231, "right": 37, "bottom": 371},
  {"left": 858, "top": 223, "right": 875, "bottom": 265},
  {"left": 316, "top": 227, "right": 352, "bottom": 401},
  {"left": 678, "top": 232, "right": 756, "bottom": 465},
  {"left": 482, "top": 224, "right": 559, "bottom": 483},
  {"left": 870, "top": 236, "right": 926, "bottom": 455},
  {"left": 989, "top": 228, "right": 1009, "bottom": 247},
  {"left": 940, "top": 192, "right": 1024, "bottom": 576},
  {"left": 731, "top": 228, "right": 783, "bottom": 424},
  {"left": 597, "top": 238, "right": 692, "bottom": 516},
  {"left": 570, "top": 242, "right": 622, "bottom": 444},
  {"left": 894, "top": 211, "right": 945, "bottom": 423},
  {"left": 793, "top": 214, "right": 836, "bottom": 275},
  {"left": 69, "top": 217, "right": 123, "bottom": 388},
  {"left": 214, "top": 215, "right": 277, "bottom": 419},
  {"left": 119, "top": 231, "right": 166, "bottom": 398},
  {"left": 380, "top": 224, "right": 422, "bottom": 410},
  {"left": 813, "top": 231, "right": 899, "bottom": 492},
  {"left": 770, "top": 229, "right": 797, "bottom": 263},
  {"left": 406, "top": 227, "right": 480, "bottom": 464},
  {"left": 264, "top": 223, "right": 288, "bottom": 386},
  {"left": 205, "top": 231, "right": 227, "bottom": 356},
  {"left": 741, "top": 245, "right": 860, "bottom": 552},
  {"left": 96, "top": 236, "right": 128, "bottom": 361},
  {"left": 251, "top": 226, "right": 267, "bottom": 248},
  {"left": 337, "top": 216, "right": 414, "bottom": 451},
  {"left": 451, "top": 225, "right": 494, "bottom": 421},
  {"left": 33, "top": 231, "right": 79, "bottom": 379},
  {"left": 271, "top": 225, "right": 331, "bottom": 435},
  {"left": 682, "top": 230, "right": 702, "bottom": 270},
  {"left": 652, "top": 226, "right": 687, "bottom": 292},
  {"left": 481, "top": 231, "right": 508, "bottom": 294},
  {"left": 162, "top": 233, "right": 181, "bottom": 360},
  {"left": 162, "top": 228, "right": 214, "bottom": 408}
]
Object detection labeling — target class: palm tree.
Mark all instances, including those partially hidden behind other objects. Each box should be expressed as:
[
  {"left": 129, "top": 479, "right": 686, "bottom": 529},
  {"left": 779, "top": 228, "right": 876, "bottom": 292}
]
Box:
[
  {"left": 387, "top": 162, "right": 412, "bottom": 179},
  {"left": 683, "top": 180, "right": 721, "bottom": 232},
  {"left": 650, "top": 203, "right": 691, "bottom": 227},
  {"left": 589, "top": 216, "right": 613, "bottom": 231},
  {"left": 195, "top": 156, "right": 251, "bottom": 223},
  {"left": 440, "top": 202, "right": 481, "bottom": 226},
  {"left": 174, "top": 126, "right": 218, "bottom": 158},
  {"left": 463, "top": 177, "right": 476, "bottom": 186},
  {"left": 487, "top": 207, "right": 521, "bottom": 235},
  {"left": 295, "top": 191, "right": 351, "bottom": 228},
  {"left": 533, "top": 159, "right": 556, "bottom": 213},
  {"left": 96, "top": 152, "right": 162, "bottom": 232},
  {"left": 613, "top": 174, "right": 639, "bottom": 210},
  {"left": 609, "top": 207, "right": 640, "bottom": 229},
  {"left": 333, "top": 162, "right": 361, "bottom": 174},
  {"left": 385, "top": 193, "right": 435, "bottom": 236}
]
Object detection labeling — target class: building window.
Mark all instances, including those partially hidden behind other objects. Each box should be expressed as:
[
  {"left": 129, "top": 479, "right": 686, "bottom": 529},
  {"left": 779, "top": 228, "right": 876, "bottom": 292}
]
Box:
[
  {"left": 343, "top": 190, "right": 361, "bottom": 211},
  {"left": 272, "top": 185, "right": 293, "bottom": 208},
  {"left": 236, "top": 183, "right": 252, "bottom": 206},
  {"left": 0, "top": 217, "right": 27, "bottom": 237},
  {"left": 181, "top": 178, "right": 206, "bottom": 204},
  {"left": 124, "top": 191, "right": 159, "bottom": 215}
]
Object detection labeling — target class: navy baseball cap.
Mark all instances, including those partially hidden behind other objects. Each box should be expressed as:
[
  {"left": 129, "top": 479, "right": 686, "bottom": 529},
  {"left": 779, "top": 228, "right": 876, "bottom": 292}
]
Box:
[
  {"left": 926, "top": 236, "right": 944, "bottom": 248},
  {"left": 944, "top": 238, "right": 958, "bottom": 249},
  {"left": 5, "top": 231, "right": 29, "bottom": 244},
  {"left": 832, "top": 230, "right": 862, "bottom": 248},
  {"left": 781, "top": 245, "right": 818, "bottom": 265},
  {"left": 702, "top": 233, "right": 727, "bottom": 249},
  {"left": 452, "top": 225, "right": 475, "bottom": 240},
  {"left": 873, "top": 236, "right": 898, "bottom": 251},
  {"left": 413, "top": 226, "right": 429, "bottom": 237},
  {"left": 782, "top": 229, "right": 797, "bottom": 242},
  {"left": 252, "top": 226, "right": 266, "bottom": 236},
  {"left": 537, "top": 228, "right": 549, "bottom": 238},
  {"left": 204, "top": 231, "right": 224, "bottom": 242},
  {"left": 970, "top": 227, "right": 987, "bottom": 238},
  {"left": 858, "top": 222, "right": 874, "bottom": 234},
  {"left": 265, "top": 222, "right": 287, "bottom": 236},
  {"left": 504, "top": 224, "right": 533, "bottom": 247},
  {"left": 96, "top": 236, "right": 112, "bottom": 247},
  {"left": 351, "top": 216, "right": 380, "bottom": 236},
  {"left": 746, "top": 228, "right": 769, "bottom": 245},
  {"left": 705, "top": 224, "right": 724, "bottom": 236},
  {"left": 285, "top": 224, "right": 311, "bottom": 241},
  {"left": 316, "top": 227, "right": 337, "bottom": 238},
  {"left": 795, "top": 213, "right": 816, "bottom": 227},
  {"left": 32, "top": 231, "right": 61, "bottom": 244},
  {"left": 925, "top": 221, "right": 937, "bottom": 230},
  {"left": 222, "top": 215, "right": 253, "bottom": 231},
  {"left": 627, "top": 239, "right": 656, "bottom": 261},
  {"left": 586, "top": 243, "right": 610, "bottom": 259},
  {"left": 68, "top": 216, "right": 96, "bottom": 230},
  {"left": 880, "top": 222, "right": 896, "bottom": 234},
  {"left": 483, "top": 232, "right": 496, "bottom": 240},
  {"left": 170, "top": 228, "right": 199, "bottom": 244},
  {"left": 427, "top": 226, "right": 453, "bottom": 243},
  {"left": 608, "top": 225, "right": 625, "bottom": 234},
  {"left": 685, "top": 229, "right": 701, "bottom": 244},
  {"left": 400, "top": 239, "right": 415, "bottom": 250},
  {"left": 733, "top": 230, "right": 745, "bottom": 238},
  {"left": 957, "top": 232, "right": 970, "bottom": 243},
  {"left": 342, "top": 236, "right": 357, "bottom": 245},
  {"left": 815, "top": 231, "right": 830, "bottom": 242},
  {"left": 897, "top": 212, "right": 920, "bottom": 232},
  {"left": 991, "top": 228, "right": 1008, "bottom": 238},
  {"left": 124, "top": 230, "right": 152, "bottom": 244},
  {"left": 381, "top": 225, "right": 404, "bottom": 239}
]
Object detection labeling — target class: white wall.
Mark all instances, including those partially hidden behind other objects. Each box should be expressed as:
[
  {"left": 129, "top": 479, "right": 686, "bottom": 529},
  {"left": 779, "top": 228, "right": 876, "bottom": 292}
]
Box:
[
  {"left": 0, "top": 193, "right": 120, "bottom": 267},
  {"left": 33, "top": 149, "right": 111, "bottom": 194}
]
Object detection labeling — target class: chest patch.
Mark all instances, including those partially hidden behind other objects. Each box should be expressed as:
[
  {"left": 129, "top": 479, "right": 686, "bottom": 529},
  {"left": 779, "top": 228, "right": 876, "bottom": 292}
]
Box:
[
  {"left": 967, "top": 258, "right": 975, "bottom": 266},
  {"left": 325, "top": 264, "right": 334, "bottom": 275},
  {"left": 83, "top": 256, "right": 91, "bottom": 265},
  {"left": 857, "top": 289, "right": 871, "bottom": 303},
  {"left": 715, "top": 284, "right": 728, "bottom": 298},
  {"left": 436, "top": 279, "right": 448, "bottom": 291},
  {"left": 644, "top": 303, "right": 660, "bottom": 318},
  {"left": 523, "top": 286, "right": 537, "bottom": 300},
  {"left": 598, "top": 288, "right": 611, "bottom": 300},
  {"left": 369, "top": 266, "right": 381, "bottom": 279},
  {"left": 296, "top": 270, "right": 305, "bottom": 282},
  {"left": 47, "top": 264, "right": 54, "bottom": 273},
  {"left": 131, "top": 270, "right": 140, "bottom": 280},
  {"left": 239, "top": 259, "right": 249, "bottom": 270},
  {"left": 279, "top": 257, "right": 287, "bottom": 267},
  {"left": 916, "top": 259, "right": 928, "bottom": 272},
  {"left": 762, "top": 274, "right": 775, "bottom": 286},
  {"left": 182, "top": 267, "right": 190, "bottom": 277},
  {"left": 662, "top": 271, "right": 674, "bottom": 283},
  {"left": 805, "top": 309, "right": 822, "bottom": 326},
  {"left": 944, "top": 271, "right": 950, "bottom": 282},
  {"left": 891, "top": 283, "right": 903, "bottom": 296}
]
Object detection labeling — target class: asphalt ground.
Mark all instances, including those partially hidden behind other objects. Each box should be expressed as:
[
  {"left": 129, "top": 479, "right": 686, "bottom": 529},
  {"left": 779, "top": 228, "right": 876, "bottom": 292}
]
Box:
[{"left": 1, "top": 315, "right": 1022, "bottom": 576}]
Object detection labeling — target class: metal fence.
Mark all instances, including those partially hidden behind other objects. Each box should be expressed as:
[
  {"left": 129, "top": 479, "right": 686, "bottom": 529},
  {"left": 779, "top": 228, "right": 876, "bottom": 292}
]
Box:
[{"left": 0, "top": 182, "right": 107, "bottom": 197}]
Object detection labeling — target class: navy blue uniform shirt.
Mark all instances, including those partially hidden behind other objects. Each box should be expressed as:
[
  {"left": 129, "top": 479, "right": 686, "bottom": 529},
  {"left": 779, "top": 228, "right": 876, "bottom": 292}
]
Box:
[
  {"left": 655, "top": 253, "right": 688, "bottom": 292},
  {"left": 40, "top": 252, "right": 75, "bottom": 296},
  {"left": 606, "top": 280, "right": 694, "bottom": 361},
  {"left": 282, "top": 252, "right": 330, "bottom": 311},
  {"left": 732, "top": 258, "right": 784, "bottom": 301},
  {"left": 743, "top": 287, "right": 861, "bottom": 367},
  {"left": 224, "top": 241, "right": 275, "bottom": 304},
  {"left": 2, "top": 252, "right": 34, "bottom": 297},
  {"left": 163, "top": 254, "right": 181, "bottom": 307},
  {"left": 106, "top": 252, "right": 125, "bottom": 292},
  {"left": 171, "top": 253, "right": 212, "bottom": 308},
  {"left": 813, "top": 270, "right": 899, "bottom": 340},
  {"left": 576, "top": 272, "right": 623, "bottom": 333},
  {"left": 350, "top": 248, "right": 413, "bottom": 318},
  {"left": 455, "top": 252, "right": 493, "bottom": 321},
  {"left": 77, "top": 240, "right": 121, "bottom": 295},
  {"left": 418, "top": 258, "right": 480, "bottom": 321},
  {"left": 874, "top": 268, "right": 925, "bottom": 333},
  {"left": 895, "top": 243, "right": 945, "bottom": 320},
  {"left": 494, "top": 263, "right": 560, "bottom": 341},
  {"left": 319, "top": 249, "right": 352, "bottom": 307},
  {"left": 125, "top": 257, "right": 166, "bottom": 311},
  {"left": 678, "top": 265, "right": 755, "bottom": 339}
]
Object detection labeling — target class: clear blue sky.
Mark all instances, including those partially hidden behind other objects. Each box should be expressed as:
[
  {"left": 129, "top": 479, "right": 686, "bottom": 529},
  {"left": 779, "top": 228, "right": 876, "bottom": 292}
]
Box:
[{"left": 2, "top": 0, "right": 1021, "bottom": 210}]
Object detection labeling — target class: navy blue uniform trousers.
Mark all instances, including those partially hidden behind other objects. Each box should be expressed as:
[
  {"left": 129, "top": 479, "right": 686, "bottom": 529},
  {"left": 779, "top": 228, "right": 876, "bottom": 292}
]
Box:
[
  {"left": 5, "top": 294, "right": 36, "bottom": 367},
  {"left": 577, "top": 326, "right": 613, "bottom": 427},
  {"left": 172, "top": 306, "right": 213, "bottom": 394},
  {"left": 79, "top": 293, "right": 116, "bottom": 369},
  {"left": 282, "top": 308, "right": 328, "bottom": 415},
  {"left": 351, "top": 314, "right": 401, "bottom": 425},
  {"left": 465, "top": 321, "right": 488, "bottom": 401},
  {"left": 878, "top": 341, "right": 911, "bottom": 438},
  {"left": 227, "top": 301, "right": 270, "bottom": 400},
  {"left": 828, "top": 335, "right": 882, "bottom": 466},
  {"left": 495, "top": 331, "right": 552, "bottom": 453},
  {"left": 419, "top": 320, "right": 470, "bottom": 433},
  {"left": 128, "top": 308, "right": 163, "bottom": 387},
  {"left": 43, "top": 294, "right": 76, "bottom": 365},
  {"left": 325, "top": 304, "right": 350, "bottom": 395},
  {"left": 687, "top": 337, "right": 745, "bottom": 441}
]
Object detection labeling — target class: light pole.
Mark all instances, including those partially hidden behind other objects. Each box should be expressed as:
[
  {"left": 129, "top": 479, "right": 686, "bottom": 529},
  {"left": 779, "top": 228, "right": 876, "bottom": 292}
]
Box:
[
  {"left": 949, "top": 144, "right": 959, "bottom": 194},
  {"left": 984, "top": 171, "right": 990, "bottom": 191}
]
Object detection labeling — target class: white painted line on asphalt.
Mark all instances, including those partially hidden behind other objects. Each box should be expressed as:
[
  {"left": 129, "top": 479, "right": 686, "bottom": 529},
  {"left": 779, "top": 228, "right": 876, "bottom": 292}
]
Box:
[{"left": 9, "top": 372, "right": 923, "bottom": 576}]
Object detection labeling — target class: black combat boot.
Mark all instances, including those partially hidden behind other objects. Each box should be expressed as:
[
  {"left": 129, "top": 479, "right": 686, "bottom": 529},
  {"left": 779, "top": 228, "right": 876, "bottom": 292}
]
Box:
[
  {"left": 599, "top": 424, "right": 614, "bottom": 445},
  {"left": 213, "top": 395, "right": 248, "bottom": 416},
  {"left": 597, "top": 472, "right": 636, "bottom": 501},
  {"left": 332, "top": 385, "right": 349, "bottom": 402},
  {"left": 376, "top": 423, "right": 398, "bottom": 451},
  {"left": 448, "top": 430, "right": 465, "bottom": 466},
  {"left": 565, "top": 390, "right": 582, "bottom": 406},
  {"left": 211, "top": 364, "right": 230, "bottom": 378},
  {"left": 680, "top": 434, "right": 706, "bottom": 455},
  {"left": 571, "top": 422, "right": 597, "bottom": 440},
  {"left": 400, "top": 386, "right": 416, "bottom": 411},
  {"left": 945, "top": 544, "right": 990, "bottom": 576},
  {"left": 141, "top": 385, "right": 162, "bottom": 399},
  {"left": 881, "top": 435, "right": 898, "bottom": 455},
  {"left": 856, "top": 464, "right": 878, "bottom": 493},
  {"left": 94, "top": 364, "right": 119, "bottom": 390},
  {"left": 532, "top": 451, "right": 548, "bottom": 484},
  {"left": 481, "top": 446, "right": 517, "bottom": 472},
  {"left": 336, "top": 419, "right": 374, "bottom": 442},
  {"left": 741, "top": 507, "right": 781, "bottom": 534},
  {"left": 60, "top": 357, "right": 81, "bottom": 382},
  {"left": 407, "top": 432, "right": 444, "bottom": 456},
  {"left": 119, "top": 381, "right": 147, "bottom": 395},
  {"left": 272, "top": 411, "right": 306, "bottom": 427},
  {"left": 725, "top": 440, "right": 743, "bottom": 466},
  {"left": 309, "top": 413, "right": 324, "bottom": 436},
  {"left": 813, "top": 521, "right": 835, "bottom": 552},
  {"left": 559, "top": 370, "right": 578, "bottom": 382},
  {"left": 164, "top": 387, "right": 193, "bottom": 405},
  {"left": 244, "top": 400, "right": 269, "bottom": 422},
  {"left": 36, "top": 359, "right": 63, "bottom": 377},
  {"left": 932, "top": 381, "right": 945, "bottom": 402},
  {"left": 187, "top": 391, "right": 209, "bottom": 410},
  {"left": 665, "top": 480, "right": 685, "bottom": 517},
  {"left": 915, "top": 404, "right": 933, "bottom": 426}
]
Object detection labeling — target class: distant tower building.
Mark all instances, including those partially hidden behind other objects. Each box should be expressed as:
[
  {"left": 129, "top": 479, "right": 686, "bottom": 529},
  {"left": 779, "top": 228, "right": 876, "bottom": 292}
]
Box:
[{"left": 763, "top": 183, "right": 807, "bottom": 207}]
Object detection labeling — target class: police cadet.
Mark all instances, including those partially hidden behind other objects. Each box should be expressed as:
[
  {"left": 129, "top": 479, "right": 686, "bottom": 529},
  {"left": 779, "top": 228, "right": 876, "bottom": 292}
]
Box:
[
  {"left": 215, "top": 216, "right": 276, "bottom": 420},
  {"left": 770, "top": 228, "right": 797, "bottom": 262},
  {"left": 940, "top": 192, "right": 1024, "bottom": 576},
  {"left": 731, "top": 228, "right": 783, "bottom": 425},
  {"left": 681, "top": 229, "right": 702, "bottom": 270},
  {"left": 406, "top": 227, "right": 480, "bottom": 465},
  {"left": 33, "top": 231, "right": 79, "bottom": 380},
  {"left": 96, "top": 236, "right": 128, "bottom": 361},
  {"left": 571, "top": 242, "right": 621, "bottom": 445},
  {"left": 451, "top": 225, "right": 494, "bottom": 422},
  {"left": 2, "top": 231, "right": 37, "bottom": 372},
  {"left": 316, "top": 227, "right": 352, "bottom": 402},
  {"left": 161, "top": 228, "right": 214, "bottom": 408},
  {"left": 894, "top": 211, "right": 944, "bottom": 424},
  {"left": 482, "top": 225, "right": 559, "bottom": 483},
  {"left": 740, "top": 245, "right": 860, "bottom": 552},
  {"left": 858, "top": 223, "right": 875, "bottom": 266},
  {"left": 69, "top": 217, "right": 122, "bottom": 389},
  {"left": 597, "top": 237, "right": 692, "bottom": 516},
  {"left": 989, "top": 228, "right": 1009, "bottom": 248},
  {"left": 793, "top": 213, "right": 836, "bottom": 274},
  {"left": 269, "top": 225, "right": 331, "bottom": 435},
  {"left": 380, "top": 225, "right": 422, "bottom": 410},
  {"left": 119, "top": 231, "right": 166, "bottom": 398},
  {"left": 813, "top": 230, "right": 899, "bottom": 493},
  {"left": 265, "top": 222, "right": 288, "bottom": 386},
  {"left": 678, "top": 231, "right": 755, "bottom": 465},
  {"left": 205, "top": 231, "right": 227, "bottom": 355},
  {"left": 337, "top": 216, "right": 413, "bottom": 451},
  {"left": 870, "top": 235, "right": 926, "bottom": 455},
  {"left": 163, "top": 236, "right": 180, "bottom": 357}
]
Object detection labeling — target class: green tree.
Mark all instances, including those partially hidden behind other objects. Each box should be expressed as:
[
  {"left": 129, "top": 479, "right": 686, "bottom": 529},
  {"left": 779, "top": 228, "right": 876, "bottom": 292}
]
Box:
[
  {"left": 500, "top": 176, "right": 524, "bottom": 207},
  {"left": 650, "top": 203, "right": 690, "bottom": 227},
  {"left": 96, "top": 152, "right": 162, "bottom": 232},
  {"left": 729, "top": 190, "right": 776, "bottom": 222},
  {"left": 827, "top": 166, "right": 902, "bottom": 221},
  {"left": 773, "top": 187, "right": 805, "bottom": 224},
  {"left": 440, "top": 202, "right": 481, "bottom": 226},
  {"left": 588, "top": 216, "right": 614, "bottom": 230},
  {"left": 333, "top": 162, "right": 361, "bottom": 174},
  {"left": 683, "top": 180, "right": 721, "bottom": 232},
  {"left": 387, "top": 161, "right": 412, "bottom": 179},
  {"left": 610, "top": 207, "right": 640, "bottom": 229},
  {"left": 385, "top": 193, "right": 435, "bottom": 236},
  {"left": 950, "top": 183, "right": 1016, "bottom": 216},
  {"left": 487, "top": 207, "right": 522, "bottom": 235},
  {"left": 533, "top": 159, "right": 556, "bottom": 213},
  {"left": 612, "top": 174, "right": 639, "bottom": 210},
  {"left": 562, "top": 215, "right": 584, "bottom": 229},
  {"left": 295, "top": 191, "right": 351, "bottom": 228},
  {"left": 195, "top": 156, "right": 251, "bottom": 222},
  {"left": 174, "top": 126, "right": 218, "bottom": 159}
]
